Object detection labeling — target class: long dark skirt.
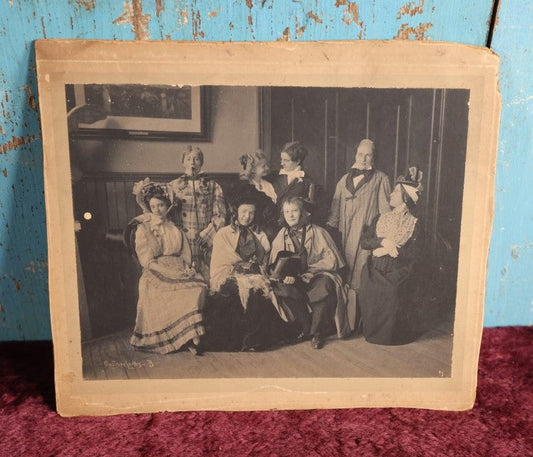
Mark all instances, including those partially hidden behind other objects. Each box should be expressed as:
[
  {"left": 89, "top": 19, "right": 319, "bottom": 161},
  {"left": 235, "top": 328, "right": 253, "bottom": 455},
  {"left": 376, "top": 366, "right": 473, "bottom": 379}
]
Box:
[
  {"left": 202, "top": 285, "right": 294, "bottom": 352},
  {"left": 359, "top": 262, "right": 418, "bottom": 345}
]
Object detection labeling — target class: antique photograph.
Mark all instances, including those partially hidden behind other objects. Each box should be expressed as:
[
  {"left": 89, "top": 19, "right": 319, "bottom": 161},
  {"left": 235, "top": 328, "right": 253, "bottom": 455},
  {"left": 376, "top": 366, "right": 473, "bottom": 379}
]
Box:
[
  {"left": 69, "top": 84, "right": 466, "bottom": 381},
  {"left": 36, "top": 40, "right": 499, "bottom": 415}
]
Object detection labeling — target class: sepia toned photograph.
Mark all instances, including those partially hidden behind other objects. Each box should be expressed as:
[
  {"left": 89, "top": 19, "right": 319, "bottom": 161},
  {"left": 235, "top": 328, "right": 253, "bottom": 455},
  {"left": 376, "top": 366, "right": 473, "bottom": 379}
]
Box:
[
  {"left": 69, "top": 84, "right": 465, "bottom": 381},
  {"left": 36, "top": 40, "right": 499, "bottom": 416}
]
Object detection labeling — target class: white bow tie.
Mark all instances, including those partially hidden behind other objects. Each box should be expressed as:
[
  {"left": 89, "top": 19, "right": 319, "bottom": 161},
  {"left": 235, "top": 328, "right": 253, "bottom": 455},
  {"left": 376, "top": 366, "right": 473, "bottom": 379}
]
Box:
[{"left": 280, "top": 168, "right": 305, "bottom": 184}]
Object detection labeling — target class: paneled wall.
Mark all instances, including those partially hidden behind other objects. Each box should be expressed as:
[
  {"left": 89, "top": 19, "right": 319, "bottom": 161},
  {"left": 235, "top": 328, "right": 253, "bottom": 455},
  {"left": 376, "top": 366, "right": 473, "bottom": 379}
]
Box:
[
  {"left": 75, "top": 173, "right": 237, "bottom": 233},
  {"left": 267, "top": 88, "right": 468, "bottom": 262}
]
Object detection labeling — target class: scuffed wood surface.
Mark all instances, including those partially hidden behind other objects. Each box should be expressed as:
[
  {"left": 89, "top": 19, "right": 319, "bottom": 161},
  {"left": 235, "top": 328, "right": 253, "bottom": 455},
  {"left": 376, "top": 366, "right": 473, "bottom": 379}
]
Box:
[
  {"left": 484, "top": 0, "right": 533, "bottom": 326},
  {"left": 1, "top": 0, "right": 525, "bottom": 340}
]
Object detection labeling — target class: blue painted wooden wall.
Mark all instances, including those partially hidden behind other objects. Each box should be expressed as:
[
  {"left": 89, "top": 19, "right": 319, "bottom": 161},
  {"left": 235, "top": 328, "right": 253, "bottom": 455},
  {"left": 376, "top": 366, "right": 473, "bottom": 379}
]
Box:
[{"left": 0, "top": 0, "right": 531, "bottom": 340}]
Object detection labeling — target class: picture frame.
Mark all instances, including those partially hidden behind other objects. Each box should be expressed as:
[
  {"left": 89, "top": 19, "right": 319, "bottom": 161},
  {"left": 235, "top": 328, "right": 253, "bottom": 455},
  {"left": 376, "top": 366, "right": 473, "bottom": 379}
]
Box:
[
  {"left": 36, "top": 40, "right": 500, "bottom": 417},
  {"left": 66, "top": 83, "right": 209, "bottom": 141}
]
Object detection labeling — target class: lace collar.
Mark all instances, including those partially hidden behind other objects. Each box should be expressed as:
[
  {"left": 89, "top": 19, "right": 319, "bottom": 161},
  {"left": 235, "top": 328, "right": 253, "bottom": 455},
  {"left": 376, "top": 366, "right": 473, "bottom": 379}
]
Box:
[{"left": 376, "top": 206, "right": 417, "bottom": 247}]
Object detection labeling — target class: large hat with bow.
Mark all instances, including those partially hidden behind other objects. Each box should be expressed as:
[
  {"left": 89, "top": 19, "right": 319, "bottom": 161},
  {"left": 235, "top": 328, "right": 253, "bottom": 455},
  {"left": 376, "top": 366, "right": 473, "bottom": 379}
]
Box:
[
  {"left": 396, "top": 166, "right": 423, "bottom": 204},
  {"left": 132, "top": 178, "right": 176, "bottom": 214}
]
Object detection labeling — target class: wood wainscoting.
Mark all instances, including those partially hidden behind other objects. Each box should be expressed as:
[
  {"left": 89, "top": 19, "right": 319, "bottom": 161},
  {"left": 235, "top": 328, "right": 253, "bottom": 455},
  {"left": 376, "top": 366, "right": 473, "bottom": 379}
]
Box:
[{"left": 74, "top": 172, "right": 238, "bottom": 341}]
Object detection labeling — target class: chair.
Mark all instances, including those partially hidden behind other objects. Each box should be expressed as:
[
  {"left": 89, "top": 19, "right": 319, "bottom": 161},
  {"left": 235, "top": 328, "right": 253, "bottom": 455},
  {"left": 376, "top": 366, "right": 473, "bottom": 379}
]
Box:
[{"left": 123, "top": 218, "right": 142, "bottom": 276}]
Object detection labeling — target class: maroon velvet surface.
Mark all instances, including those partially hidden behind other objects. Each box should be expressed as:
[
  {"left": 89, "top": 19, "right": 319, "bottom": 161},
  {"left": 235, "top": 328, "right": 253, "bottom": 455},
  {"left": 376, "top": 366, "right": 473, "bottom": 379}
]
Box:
[{"left": 1, "top": 327, "right": 531, "bottom": 457}]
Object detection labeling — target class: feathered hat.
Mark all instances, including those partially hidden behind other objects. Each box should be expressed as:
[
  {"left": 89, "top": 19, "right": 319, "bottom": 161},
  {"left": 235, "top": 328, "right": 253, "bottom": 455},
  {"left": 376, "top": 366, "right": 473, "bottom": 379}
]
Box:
[{"left": 132, "top": 178, "right": 175, "bottom": 214}]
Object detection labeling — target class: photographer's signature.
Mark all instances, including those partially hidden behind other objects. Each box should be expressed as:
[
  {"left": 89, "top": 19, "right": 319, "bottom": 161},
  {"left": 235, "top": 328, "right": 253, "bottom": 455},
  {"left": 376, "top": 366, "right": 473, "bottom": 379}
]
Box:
[{"left": 103, "top": 359, "right": 154, "bottom": 369}]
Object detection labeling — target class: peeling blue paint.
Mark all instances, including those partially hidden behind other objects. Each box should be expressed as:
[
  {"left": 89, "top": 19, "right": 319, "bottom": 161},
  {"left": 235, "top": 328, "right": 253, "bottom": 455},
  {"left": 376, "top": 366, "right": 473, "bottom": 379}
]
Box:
[{"left": 486, "top": 0, "right": 533, "bottom": 327}]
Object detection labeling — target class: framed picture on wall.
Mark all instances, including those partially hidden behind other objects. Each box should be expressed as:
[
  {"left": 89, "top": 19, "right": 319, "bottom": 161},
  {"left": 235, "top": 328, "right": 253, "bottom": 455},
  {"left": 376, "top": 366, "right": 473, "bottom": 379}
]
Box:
[
  {"left": 67, "top": 84, "right": 209, "bottom": 141},
  {"left": 36, "top": 40, "right": 500, "bottom": 417}
]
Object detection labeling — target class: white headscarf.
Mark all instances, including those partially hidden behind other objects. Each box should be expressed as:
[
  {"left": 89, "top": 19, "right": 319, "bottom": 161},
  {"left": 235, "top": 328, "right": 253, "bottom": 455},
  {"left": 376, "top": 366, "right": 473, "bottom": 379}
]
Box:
[{"left": 401, "top": 184, "right": 420, "bottom": 204}]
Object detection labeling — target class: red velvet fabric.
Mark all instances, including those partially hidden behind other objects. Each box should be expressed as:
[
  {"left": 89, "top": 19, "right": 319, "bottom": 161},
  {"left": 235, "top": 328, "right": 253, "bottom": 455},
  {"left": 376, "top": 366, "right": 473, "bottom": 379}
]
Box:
[{"left": 1, "top": 327, "right": 531, "bottom": 457}]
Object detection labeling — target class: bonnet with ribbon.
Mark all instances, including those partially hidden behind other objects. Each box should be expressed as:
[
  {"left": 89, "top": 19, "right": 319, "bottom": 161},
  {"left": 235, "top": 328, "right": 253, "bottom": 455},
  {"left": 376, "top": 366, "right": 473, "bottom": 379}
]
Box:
[
  {"left": 396, "top": 166, "right": 424, "bottom": 204},
  {"left": 132, "top": 178, "right": 176, "bottom": 215}
]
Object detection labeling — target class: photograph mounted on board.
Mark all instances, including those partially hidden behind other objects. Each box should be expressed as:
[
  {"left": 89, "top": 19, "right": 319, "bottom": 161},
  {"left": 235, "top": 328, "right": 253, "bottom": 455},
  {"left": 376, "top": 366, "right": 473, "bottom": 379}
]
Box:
[
  {"left": 68, "top": 85, "right": 465, "bottom": 379},
  {"left": 67, "top": 84, "right": 209, "bottom": 141},
  {"left": 36, "top": 40, "right": 500, "bottom": 416}
]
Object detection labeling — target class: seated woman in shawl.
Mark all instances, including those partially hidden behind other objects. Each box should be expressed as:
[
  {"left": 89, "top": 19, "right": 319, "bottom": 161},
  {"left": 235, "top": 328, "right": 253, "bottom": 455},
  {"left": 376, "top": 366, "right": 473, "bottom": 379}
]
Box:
[
  {"left": 231, "top": 150, "right": 279, "bottom": 240},
  {"left": 203, "top": 192, "right": 293, "bottom": 352},
  {"left": 269, "top": 197, "right": 351, "bottom": 350},
  {"left": 358, "top": 167, "right": 424, "bottom": 345},
  {"left": 129, "top": 179, "right": 208, "bottom": 355}
]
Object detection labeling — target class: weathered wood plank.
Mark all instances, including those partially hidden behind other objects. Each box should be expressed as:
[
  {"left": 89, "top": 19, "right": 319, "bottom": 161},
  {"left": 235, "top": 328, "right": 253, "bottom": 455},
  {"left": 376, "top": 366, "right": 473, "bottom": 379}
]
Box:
[{"left": 484, "top": 0, "right": 533, "bottom": 326}]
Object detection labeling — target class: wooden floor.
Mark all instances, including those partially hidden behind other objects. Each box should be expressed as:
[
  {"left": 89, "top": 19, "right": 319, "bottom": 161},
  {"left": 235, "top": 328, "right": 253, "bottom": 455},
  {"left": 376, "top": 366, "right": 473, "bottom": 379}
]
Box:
[{"left": 82, "top": 315, "right": 454, "bottom": 380}]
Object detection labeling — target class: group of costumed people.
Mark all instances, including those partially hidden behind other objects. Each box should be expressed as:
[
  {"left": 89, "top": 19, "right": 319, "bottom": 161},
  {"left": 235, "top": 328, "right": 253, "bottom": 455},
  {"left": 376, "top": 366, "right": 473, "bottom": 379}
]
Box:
[{"left": 126, "top": 139, "right": 424, "bottom": 356}]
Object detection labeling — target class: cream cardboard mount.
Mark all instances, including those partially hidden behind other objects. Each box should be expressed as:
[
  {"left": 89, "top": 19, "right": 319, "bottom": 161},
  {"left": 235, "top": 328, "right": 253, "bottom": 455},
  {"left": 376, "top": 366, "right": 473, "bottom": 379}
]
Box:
[{"left": 36, "top": 40, "right": 500, "bottom": 417}]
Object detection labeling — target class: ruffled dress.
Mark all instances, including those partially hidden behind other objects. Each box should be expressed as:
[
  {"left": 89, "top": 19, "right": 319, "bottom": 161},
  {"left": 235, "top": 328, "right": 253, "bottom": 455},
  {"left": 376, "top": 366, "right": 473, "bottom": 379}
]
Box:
[{"left": 131, "top": 216, "right": 207, "bottom": 354}]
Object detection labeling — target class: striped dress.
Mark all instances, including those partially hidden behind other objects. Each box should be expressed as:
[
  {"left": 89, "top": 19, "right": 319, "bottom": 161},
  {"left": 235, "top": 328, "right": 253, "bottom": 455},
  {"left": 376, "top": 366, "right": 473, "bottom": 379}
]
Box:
[{"left": 130, "top": 217, "right": 207, "bottom": 354}]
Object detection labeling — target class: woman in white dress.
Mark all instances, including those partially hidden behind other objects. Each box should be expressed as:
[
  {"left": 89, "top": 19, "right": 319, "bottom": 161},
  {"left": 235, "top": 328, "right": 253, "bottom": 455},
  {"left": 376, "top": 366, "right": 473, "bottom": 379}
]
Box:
[{"left": 129, "top": 179, "right": 208, "bottom": 355}]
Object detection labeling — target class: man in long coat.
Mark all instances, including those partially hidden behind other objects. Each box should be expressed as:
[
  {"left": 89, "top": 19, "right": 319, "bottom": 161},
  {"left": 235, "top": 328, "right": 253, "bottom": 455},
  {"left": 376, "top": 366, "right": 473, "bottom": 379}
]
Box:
[{"left": 327, "top": 139, "right": 391, "bottom": 331}]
